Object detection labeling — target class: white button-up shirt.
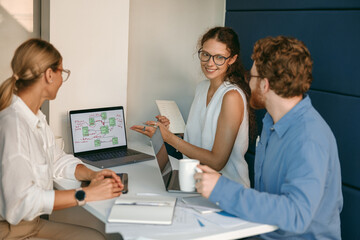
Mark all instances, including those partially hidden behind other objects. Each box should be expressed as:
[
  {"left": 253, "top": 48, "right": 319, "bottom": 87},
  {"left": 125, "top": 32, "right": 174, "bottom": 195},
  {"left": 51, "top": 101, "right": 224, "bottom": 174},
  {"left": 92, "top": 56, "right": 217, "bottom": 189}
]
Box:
[{"left": 0, "top": 95, "right": 82, "bottom": 224}]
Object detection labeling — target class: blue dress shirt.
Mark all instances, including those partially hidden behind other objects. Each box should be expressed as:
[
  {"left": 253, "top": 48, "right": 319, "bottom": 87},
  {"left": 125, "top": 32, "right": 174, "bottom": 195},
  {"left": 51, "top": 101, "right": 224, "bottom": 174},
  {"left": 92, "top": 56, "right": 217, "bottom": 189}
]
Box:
[{"left": 209, "top": 95, "right": 343, "bottom": 239}]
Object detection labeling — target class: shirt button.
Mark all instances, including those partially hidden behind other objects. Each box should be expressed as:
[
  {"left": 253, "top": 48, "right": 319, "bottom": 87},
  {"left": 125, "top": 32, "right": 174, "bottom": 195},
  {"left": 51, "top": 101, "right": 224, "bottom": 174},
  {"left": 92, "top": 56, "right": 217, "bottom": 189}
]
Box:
[
  {"left": 37, "top": 121, "right": 44, "bottom": 128},
  {"left": 216, "top": 202, "right": 220, "bottom": 206},
  {"left": 270, "top": 127, "right": 274, "bottom": 131}
]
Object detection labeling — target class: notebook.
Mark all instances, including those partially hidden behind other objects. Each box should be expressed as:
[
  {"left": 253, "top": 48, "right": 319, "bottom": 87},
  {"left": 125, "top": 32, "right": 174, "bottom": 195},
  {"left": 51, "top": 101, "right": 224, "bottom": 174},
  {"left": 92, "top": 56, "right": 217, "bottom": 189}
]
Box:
[
  {"left": 156, "top": 100, "right": 185, "bottom": 134},
  {"left": 150, "top": 127, "right": 198, "bottom": 193},
  {"left": 108, "top": 195, "right": 176, "bottom": 225},
  {"left": 69, "top": 106, "right": 154, "bottom": 168}
]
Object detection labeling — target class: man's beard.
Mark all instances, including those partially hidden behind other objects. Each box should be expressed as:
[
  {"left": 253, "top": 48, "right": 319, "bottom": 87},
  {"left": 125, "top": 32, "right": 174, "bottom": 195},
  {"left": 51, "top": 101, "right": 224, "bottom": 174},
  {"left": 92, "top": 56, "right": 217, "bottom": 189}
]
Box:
[{"left": 250, "top": 86, "right": 265, "bottom": 110}]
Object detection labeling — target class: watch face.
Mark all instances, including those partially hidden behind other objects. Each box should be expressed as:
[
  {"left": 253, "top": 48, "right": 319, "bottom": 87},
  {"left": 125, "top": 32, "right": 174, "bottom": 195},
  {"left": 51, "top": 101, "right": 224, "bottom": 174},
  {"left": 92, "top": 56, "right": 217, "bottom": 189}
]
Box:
[{"left": 75, "top": 190, "right": 86, "bottom": 201}]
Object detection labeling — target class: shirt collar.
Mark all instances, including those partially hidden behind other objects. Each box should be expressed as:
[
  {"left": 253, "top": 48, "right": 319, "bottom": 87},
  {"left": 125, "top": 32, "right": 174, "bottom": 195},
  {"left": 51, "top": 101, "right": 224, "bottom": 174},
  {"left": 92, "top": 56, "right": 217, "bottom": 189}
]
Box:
[
  {"left": 12, "top": 95, "right": 46, "bottom": 130},
  {"left": 263, "top": 95, "right": 312, "bottom": 138}
]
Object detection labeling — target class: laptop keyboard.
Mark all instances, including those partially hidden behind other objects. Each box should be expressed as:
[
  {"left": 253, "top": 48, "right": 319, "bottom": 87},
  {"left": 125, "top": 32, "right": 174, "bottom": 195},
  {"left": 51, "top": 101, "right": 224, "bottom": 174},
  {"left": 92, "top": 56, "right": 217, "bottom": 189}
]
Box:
[{"left": 83, "top": 149, "right": 139, "bottom": 161}]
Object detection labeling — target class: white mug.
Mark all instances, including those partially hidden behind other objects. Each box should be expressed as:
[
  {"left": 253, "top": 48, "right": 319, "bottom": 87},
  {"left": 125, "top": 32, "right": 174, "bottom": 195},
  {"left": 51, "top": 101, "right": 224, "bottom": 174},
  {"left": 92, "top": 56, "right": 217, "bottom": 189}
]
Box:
[
  {"left": 179, "top": 159, "right": 200, "bottom": 192},
  {"left": 55, "top": 136, "right": 64, "bottom": 151}
]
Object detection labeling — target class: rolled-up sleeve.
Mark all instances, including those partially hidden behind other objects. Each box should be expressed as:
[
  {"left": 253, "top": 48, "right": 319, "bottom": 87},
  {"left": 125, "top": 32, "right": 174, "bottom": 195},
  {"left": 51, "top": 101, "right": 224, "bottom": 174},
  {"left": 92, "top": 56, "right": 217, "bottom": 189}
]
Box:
[
  {"left": 50, "top": 128, "right": 82, "bottom": 181},
  {"left": 53, "top": 147, "right": 82, "bottom": 180}
]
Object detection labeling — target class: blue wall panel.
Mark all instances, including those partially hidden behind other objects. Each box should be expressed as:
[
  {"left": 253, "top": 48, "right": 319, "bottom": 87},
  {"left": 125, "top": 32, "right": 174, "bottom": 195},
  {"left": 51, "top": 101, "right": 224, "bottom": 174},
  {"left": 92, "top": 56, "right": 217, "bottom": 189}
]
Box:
[
  {"left": 227, "top": 0, "right": 360, "bottom": 11},
  {"left": 226, "top": 10, "right": 360, "bottom": 97},
  {"left": 341, "top": 186, "right": 360, "bottom": 239},
  {"left": 308, "top": 90, "right": 360, "bottom": 188}
]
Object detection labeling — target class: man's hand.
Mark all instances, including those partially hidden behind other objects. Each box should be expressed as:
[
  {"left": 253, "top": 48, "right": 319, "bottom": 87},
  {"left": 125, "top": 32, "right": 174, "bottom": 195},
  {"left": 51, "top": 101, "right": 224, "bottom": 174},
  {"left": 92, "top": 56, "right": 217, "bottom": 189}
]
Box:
[{"left": 194, "top": 164, "right": 221, "bottom": 199}]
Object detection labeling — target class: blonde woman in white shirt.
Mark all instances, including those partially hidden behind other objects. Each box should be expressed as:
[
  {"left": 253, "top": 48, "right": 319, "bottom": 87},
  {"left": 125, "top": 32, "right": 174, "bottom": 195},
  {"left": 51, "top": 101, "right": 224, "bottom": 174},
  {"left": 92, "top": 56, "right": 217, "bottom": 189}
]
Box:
[
  {"left": 0, "top": 39, "right": 124, "bottom": 240},
  {"left": 131, "top": 27, "right": 254, "bottom": 186}
]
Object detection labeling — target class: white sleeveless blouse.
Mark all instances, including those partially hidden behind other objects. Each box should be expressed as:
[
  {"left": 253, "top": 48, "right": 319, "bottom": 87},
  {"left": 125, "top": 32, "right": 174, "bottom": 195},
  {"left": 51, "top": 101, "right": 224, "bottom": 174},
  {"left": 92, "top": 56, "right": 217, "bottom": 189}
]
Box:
[{"left": 184, "top": 80, "right": 250, "bottom": 187}]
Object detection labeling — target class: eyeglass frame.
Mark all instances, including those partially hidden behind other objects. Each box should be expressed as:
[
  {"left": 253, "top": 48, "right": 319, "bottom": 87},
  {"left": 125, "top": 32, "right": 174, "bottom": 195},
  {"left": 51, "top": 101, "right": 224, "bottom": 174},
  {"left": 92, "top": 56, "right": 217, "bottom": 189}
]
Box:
[
  {"left": 244, "top": 71, "right": 262, "bottom": 84},
  {"left": 197, "top": 48, "right": 232, "bottom": 66},
  {"left": 57, "top": 68, "right": 71, "bottom": 82}
]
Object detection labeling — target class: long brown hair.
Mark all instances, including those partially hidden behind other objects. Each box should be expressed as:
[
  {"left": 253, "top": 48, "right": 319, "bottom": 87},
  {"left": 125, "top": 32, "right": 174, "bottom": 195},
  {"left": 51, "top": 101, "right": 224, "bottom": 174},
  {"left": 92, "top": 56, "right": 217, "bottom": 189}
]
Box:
[
  {"left": 199, "top": 27, "right": 256, "bottom": 140},
  {"left": 0, "top": 38, "right": 62, "bottom": 111}
]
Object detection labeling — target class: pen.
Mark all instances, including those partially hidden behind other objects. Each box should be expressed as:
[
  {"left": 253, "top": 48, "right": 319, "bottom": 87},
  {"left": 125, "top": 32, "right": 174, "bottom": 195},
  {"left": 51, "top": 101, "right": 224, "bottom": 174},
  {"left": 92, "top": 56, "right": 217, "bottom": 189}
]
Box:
[{"left": 116, "top": 202, "right": 170, "bottom": 206}]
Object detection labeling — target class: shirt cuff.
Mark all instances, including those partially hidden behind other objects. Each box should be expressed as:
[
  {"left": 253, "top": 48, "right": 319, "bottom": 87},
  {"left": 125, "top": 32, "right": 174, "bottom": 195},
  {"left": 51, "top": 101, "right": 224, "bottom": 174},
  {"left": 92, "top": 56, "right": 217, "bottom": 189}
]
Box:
[
  {"left": 53, "top": 154, "right": 82, "bottom": 180},
  {"left": 42, "top": 189, "right": 55, "bottom": 215},
  {"left": 209, "top": 176, "right": 245, "bottom": 207},
  {"left": 63, "top": 162, "right": 81, "bottom": 180}
]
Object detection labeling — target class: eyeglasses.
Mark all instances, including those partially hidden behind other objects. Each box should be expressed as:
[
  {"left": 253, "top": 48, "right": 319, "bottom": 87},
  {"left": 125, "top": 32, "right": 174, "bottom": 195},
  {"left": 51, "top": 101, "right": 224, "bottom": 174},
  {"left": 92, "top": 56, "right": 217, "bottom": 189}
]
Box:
[
  {"left": 244, "top": 71, "right": 262, "bottom": 83},
  {"left": 58, "top": 68, "right": 71, "bottom": 82},
  {"left": 198, "top": 49, "right": 231, "bottom": 66}
]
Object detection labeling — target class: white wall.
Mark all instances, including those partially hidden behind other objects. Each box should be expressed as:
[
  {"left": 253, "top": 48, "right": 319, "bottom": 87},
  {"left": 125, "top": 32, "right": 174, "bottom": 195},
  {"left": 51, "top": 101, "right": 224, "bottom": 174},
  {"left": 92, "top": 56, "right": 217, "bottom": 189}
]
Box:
[
  {"left": 45, "top": 0, "right": 130, "bottom": 153},
  {"left": 127, "top": 0, "right": 225, "bottom": 144},
  {"left": 0, "top": 0, "right": 40, "bottom": 82},
  {"left": 42, "top": 0, "right": 225, "bottom": 151}
]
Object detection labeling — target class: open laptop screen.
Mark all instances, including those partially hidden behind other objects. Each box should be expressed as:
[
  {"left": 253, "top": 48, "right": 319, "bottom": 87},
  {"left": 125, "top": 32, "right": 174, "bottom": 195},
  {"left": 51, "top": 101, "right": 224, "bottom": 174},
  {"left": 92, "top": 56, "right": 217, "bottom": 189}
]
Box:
[
  {"left": 151, "top": 128, "right": 173, "bottom": 184},
  {"left": 151, "top": 128, "right": 170, "bottom": 172},
  {"left": 70, "top": 107, "right": 127, "bottom": 154}
]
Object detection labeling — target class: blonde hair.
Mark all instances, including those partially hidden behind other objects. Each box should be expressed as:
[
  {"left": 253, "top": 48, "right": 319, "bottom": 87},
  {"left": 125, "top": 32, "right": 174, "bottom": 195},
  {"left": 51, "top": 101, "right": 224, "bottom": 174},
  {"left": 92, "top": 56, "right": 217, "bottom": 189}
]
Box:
[{"left": 0, "top": 38, "right": 62, "bottom": 111}]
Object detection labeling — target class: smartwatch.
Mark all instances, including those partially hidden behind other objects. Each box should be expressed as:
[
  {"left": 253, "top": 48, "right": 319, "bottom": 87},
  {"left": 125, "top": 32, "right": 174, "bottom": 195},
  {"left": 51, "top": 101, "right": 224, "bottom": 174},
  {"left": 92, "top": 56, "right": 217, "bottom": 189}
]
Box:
[{"left": 75, "top": 188, "right": 86, "bottom": 206}]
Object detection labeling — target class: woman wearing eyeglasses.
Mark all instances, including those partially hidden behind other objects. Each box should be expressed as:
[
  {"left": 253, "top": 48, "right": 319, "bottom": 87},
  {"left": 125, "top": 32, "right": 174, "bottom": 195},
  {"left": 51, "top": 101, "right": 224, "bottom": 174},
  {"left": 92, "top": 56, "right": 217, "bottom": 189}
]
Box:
[
  {"left": 132, "top": 27, "right": 253, "bottom": 186},
  {"left": 0, "top": 39, "right": 123, "bottom": 240}
]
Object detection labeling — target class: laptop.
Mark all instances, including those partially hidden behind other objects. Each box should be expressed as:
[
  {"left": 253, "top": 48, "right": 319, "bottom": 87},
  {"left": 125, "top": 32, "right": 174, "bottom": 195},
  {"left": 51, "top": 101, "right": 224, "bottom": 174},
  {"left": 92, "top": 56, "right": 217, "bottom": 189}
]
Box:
[
  {"left": 69, "top": 106, "right": 154, "bottom": 168},
  {"left": 150, "top": 127, "right": 198, "bottom": 193}
]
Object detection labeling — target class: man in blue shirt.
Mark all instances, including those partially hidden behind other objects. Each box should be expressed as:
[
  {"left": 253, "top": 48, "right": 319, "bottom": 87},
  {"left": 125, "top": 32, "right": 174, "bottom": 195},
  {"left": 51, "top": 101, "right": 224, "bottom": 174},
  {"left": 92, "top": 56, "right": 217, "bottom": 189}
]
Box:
[{"left": 195, "top": 36, "right": 343, "bottom": 239}]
